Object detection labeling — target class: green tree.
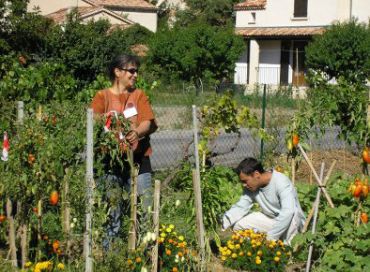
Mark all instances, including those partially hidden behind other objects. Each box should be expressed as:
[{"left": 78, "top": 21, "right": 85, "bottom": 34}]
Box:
[
  {"left": 0, "top": 0, "right": 53, "bottom": 56},
  {"left": 146, "top": 22, "right": 245, "bottom": 84},
  {"left": 176, "top": 0, "right": 241, "bottom": 26},
  {"left": 306, "top": 20, "right": 370, "bottom": 85},
  {"left": 45, "top": 11, "right": 153, "bottom": 85}
]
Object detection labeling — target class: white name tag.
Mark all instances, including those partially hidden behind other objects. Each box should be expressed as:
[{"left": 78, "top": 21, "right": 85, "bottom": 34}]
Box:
[{"left": 123, "top": 106, "right": 138, "bottom": 118}]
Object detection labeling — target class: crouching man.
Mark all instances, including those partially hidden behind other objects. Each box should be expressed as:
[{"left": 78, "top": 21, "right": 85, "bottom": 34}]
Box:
[{"left": 222, "top": 157, "right": 306, "bottom": 244}]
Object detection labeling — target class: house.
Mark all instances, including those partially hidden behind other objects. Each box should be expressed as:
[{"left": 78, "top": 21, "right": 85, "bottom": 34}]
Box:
[
  {"left": 27, "top": 0, "right": 158, "bottom": 32},
  {"left": 233, "top": 0, "right": 370, "bottom": 87}
]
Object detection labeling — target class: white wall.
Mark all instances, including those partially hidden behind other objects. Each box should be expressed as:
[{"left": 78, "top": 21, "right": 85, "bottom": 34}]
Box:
[
  {"left": 236, "top": 0, "right": 370, "bottom": 28},
  {"left": 28, "top": 0, "right": 91, "bottom": 15},
  {"left": 117, "top": 11, "right": 157, "bottom": 32}
]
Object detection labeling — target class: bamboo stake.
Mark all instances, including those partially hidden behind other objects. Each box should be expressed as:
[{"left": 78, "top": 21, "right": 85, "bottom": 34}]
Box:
[
  {"left": 309, "top": 140, "right": 313, "bottom": 185},
  {"left": 62, "top": 169, "right": 71, "bottom": 258},
  {"left": 291, "top": 157, "right": 296, "bottom": 184},
  {"left": 305, "top": 163, "right": 325, "bottom": 272},
  {"left": 297, "top": 144, "right": 335, "bottom": 208},
  {"left": 37, "top": 200, "right": 42, "bottom": 260},
  {"left": 128, "top": 149, "right": 138, "bottom": 252},
  {"left": 6, "top": 198, "right": 17, "bottom": 267},
  {"left": 302, "top": 160, "right": 337, "bottom": 233},
  {"left": 192, "top": 105, "right": 206, "bottom": 269},
  {"left": 151, "top": 180, "right": 161, "bottom": 272}
]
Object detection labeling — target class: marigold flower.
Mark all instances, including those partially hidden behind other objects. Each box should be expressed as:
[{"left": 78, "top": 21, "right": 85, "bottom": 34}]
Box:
[
  {"left": 25, "top": 261, "right": 33, "bottom": 268},
  {"left": 256, "top": 258, "right": 262, "bottom": 265},
  {"left": 135, "top": 257, "right": 142, "bottom": 263},
  {"left": 239, "top": 251, "right": 244, "bottom": 256},
  {"left": 274, "top": 256, "right": 280, "bottom": 262},
  {"left": 247, "top": 251, "right": 252, "bottom": 256},
  {"left": 172, "top": 267, "right": 178, "bottom": 272},
  {"left": 231, "top": 253, "right": 237, "bottom": 259},
  {"left": 276, "top": 251, "right": 281, "bottom": 256},
  {"left": 57, "top": 263, "right": 65, "bottom": 270},
  {"left": 257, "top": 250, "right": 263, "bottom": 256},
  {"left": 166, "top": 249, "right": 172, "bottom": 255},
  {"left": 221, "top": 256, "right": 227, "bottom": 261},
  {"left": 178, "top": 235, "right": 184, "bottom": 241}
]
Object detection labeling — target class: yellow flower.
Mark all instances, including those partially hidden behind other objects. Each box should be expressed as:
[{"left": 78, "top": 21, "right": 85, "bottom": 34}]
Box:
[
  {"left": 25, "top": 261, "right": 33, "bottom": 268},
  {"left": 255, "top": 258, "right": 262, "bottom": 265},
  {"left": 226, "top": 249, "right": 232, "bottom": 256},
  {"left": 256, "top": 241, "right": 262, "bottom": 246},
  {"left": 228, "top": 244, "right": 235, "bottom": 250},
  {"left": 136, "top": 257, "right": 142, "bottom": 263},
  {"left": 239, "top": 251, "right": 244, "bottom": 256},
  {"left": 166, "top": 228, "right": 172, "bottom": 233},
  {"left": 57, "top": 263, "right": 65, "bottom": 270},
  {"left": 257, "top": 250, "right": 263, "bottom": 256},
  {"left": 247, "top": 251, "right": 252, "bottom": 257},
  {"left": 127, "top": 259, "right": 133, "bottom": 265},
  {"left": 231, "top": 253, "right": 237, "bottom": 259},
  {"left": 178, "top": 235, "right": 184, "bottom": 241},
  {"left": 235, "top": 244, "right": 240, "bottom": 249},
  {"left": 276, "top": 251, "right": 281, "bottom": 256},
  {"left": 160, "top": 232, "right": 166, "bottom": 238},
  {"left": 274, "top": 256, "right": 280, "bottom": 262},
  {"left": 221, "top": 256, "right": 227, "bottom": 261}
]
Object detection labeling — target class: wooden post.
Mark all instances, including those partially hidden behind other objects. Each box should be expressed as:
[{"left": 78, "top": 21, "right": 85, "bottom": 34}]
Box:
[
  {"left": 192, "top": 105, "right": 206, "bottom": 268},
  {"left": 20, "top": 224, "right": 27, "bottom": 268},
  {"left": 305, "top": 163, "right": 325, "bottom": 272},
  {"left": 297, "top": 144, "right": 335, "bottom": 208},
  {"left": 151, "top": 180, "right": 161, "bottom": 272},
  {"left": 128, "top": 149, "right": 138, "bottom": 252},
  {"left": 84, "top": 109, "right": 94, "bottom": 272},
  {"left": 6, "top": 198, "right": 17, "bottom": 267}
]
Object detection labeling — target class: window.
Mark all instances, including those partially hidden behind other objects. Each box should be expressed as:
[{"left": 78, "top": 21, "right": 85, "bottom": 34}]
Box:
[
  {"left": 249, "top": 12, "right": 256, "bottom": 24},
  {"left": 294, "top": 0, "right": 308, "bottom": 17}
]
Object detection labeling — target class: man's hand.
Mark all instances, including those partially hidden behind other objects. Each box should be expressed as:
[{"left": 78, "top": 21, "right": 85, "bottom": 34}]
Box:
[{"left": 125, "top": 130, "right": 139, "bottom": 150}]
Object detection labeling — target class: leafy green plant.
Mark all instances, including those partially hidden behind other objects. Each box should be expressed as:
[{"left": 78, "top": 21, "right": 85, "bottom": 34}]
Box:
[{"left": 292, "top": 176, "right": 370, "bottom": 271}]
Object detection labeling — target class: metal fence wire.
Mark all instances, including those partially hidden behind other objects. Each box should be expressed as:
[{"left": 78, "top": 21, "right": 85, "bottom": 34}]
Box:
[{"left": 149, "top": 83, "right": 348, "bottom": 170}]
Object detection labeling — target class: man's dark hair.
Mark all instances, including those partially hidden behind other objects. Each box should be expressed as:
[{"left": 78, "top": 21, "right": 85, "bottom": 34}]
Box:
[
  {"left": 235, "top": 157, "right": 265, "bottom": 175},
  {"left": 107, "top": 54, "right": 140, "bottom": 82}
]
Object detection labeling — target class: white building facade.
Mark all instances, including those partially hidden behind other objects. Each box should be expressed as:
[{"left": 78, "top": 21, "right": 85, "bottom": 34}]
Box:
[{"left": 234, "top": 0, "right": 370, "bottom": 86}]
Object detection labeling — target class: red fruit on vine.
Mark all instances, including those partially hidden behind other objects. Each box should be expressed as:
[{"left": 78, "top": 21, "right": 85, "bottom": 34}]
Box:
[
  {"left": 292, "top": 134, "right": 299, "bottom": 147},
  {"left": 360, "top": 213, "right": 368, "bottom": 224},
  {"left": 32, "top": 207, "right": 38, "bottom": 214},
  {"left": 362, "top": 148, "right": 370, "bottom": 164},
  {"left": 362, "top": 185, "right": 369, "bottom": 198},
  {"left": 0, "top": 214, "right": 6, "bottom": 223},
  {"left": 49, "top": 191, "right": 59, "bottom": 206},
  {"left": 52, "top": 240, "right": 59, "bottom": 253},
  {"left": 353, "top": 185, "right": 362, "bottom": 198}
]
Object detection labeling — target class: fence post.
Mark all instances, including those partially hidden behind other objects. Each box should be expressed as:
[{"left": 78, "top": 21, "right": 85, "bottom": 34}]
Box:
[
  {"left": 84, "top": 109, "right": 94, "bottom": 272},
  {"left": 260, "top": 84, "right": 267, "bottom": 161},
  {"left": 192, "top": 105, "right": 206, "bottom": 269},
  {"left": 151, "top": 180, "right": 161, "bottom": 272}
]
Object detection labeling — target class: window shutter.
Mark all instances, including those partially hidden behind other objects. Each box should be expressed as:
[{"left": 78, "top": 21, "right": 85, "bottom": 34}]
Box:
[{"left": 294, "top": 0, "right": 308, "bottom": 17}]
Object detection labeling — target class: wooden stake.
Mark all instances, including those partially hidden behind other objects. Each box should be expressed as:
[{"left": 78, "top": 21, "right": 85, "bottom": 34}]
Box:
[
  {"left": 84, "top": 109, "right": 94, "bottom": 272},
  {"left": 302, "top": 160, "right": 337, "bottom": 233},
  {"left": 192, "top": 169, "right": 206, "bottom": 269},
  {"left": 309, "top": 140, "right": 313, "bottom": 185},
  {"left": 6, "top": 198, "right": 17, "bottom": 267},
  {"left": 151, "top": 180, "right": 161, "bottom": 272},
  {"left": 291, "top": 157, "right": 296, "bottom": 184},
  {"left": 62, "top": 169, "right": 71, "bottom": 258},
  {"left": 37, "top": 199, "right": 42, "bottom": 260},
  {"left": 20, "top": 224, "right": 28, "bottom": 268},
  {"left": 297, "top": 144, "right": 335, "bottom": 208},
  {"left": 128, "top": 149, "right": 138, "bottom": 252},
  {"left": 305, "top": 163, "right": 325, "bottom": 272}
]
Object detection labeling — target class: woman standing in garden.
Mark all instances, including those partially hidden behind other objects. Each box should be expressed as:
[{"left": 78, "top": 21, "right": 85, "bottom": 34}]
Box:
[{"left": 91, "top": 54, "right": 157, "bottom": 250}]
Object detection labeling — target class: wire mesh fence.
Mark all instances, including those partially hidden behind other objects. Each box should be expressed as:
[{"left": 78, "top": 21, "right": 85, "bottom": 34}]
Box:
[{"left": 149, "top": 83, "right": 350, "bottom": 170}]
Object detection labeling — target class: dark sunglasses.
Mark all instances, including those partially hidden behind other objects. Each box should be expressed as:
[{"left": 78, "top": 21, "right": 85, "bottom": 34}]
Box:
[{"left": 120, "top": 68, "right": 138, "bottom": 74}]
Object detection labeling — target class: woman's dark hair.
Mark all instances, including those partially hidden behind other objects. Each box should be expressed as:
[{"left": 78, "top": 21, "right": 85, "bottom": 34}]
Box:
[
  {"left": 107, "top": 54, "right": 140, "bottom": 82},
  {"left": 235, "top": 157, "right": 265, "bottom": 175}
]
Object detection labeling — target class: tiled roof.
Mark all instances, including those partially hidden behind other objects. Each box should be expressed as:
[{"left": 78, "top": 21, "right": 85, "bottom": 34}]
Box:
[
  {"left": 46, "top": 6, "right": 133, "bottom": 25},
  {"left": 234, "top": 0, "right": 267, "bottom": 11},
  {"left": 130, "top": 43, "right": 149, "bottom": 56},
  {"left": 235, "top": 26, "right": 326, "bottom": 37},
  {"left": 89, "top": 0, "right": 157, "bottom": 10}
]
